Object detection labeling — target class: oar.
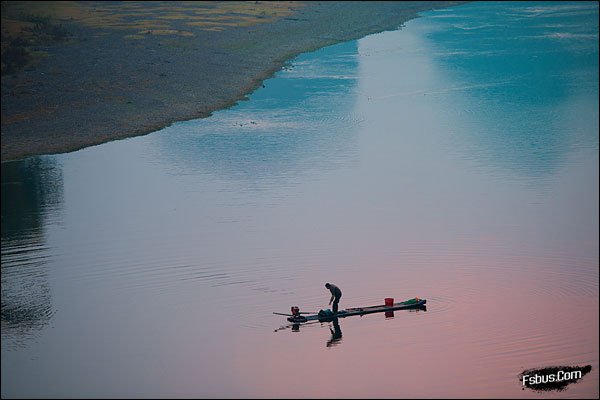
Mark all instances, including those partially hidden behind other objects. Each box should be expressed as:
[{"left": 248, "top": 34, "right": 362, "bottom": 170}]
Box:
[{"left": 273, "top": 311, "right": 318, "bottom": 316}]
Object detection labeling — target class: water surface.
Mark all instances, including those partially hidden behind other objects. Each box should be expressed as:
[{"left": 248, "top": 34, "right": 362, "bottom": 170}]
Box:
[{"left": 2, "top": 2, "right": 598, "bottom": 398}]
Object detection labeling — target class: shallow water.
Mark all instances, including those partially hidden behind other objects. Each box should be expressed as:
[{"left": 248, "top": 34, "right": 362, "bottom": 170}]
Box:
[{"left": 1, "top": 1, "right": 598, "bottom": 398}]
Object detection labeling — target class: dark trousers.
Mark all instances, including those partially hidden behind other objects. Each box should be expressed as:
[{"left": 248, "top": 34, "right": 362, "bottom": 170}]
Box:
[{"left": 332, "top": 294, "right": 341, "bottom": 314}]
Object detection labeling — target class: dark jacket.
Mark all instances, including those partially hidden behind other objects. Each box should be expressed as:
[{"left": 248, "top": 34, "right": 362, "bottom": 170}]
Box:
[{"left": 328, "top": 284, "right": 342, "bottom": 299}]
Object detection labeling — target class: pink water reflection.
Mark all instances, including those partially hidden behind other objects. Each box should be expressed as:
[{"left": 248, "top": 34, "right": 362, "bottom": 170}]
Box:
[{"left": 227, "top": 243, "right": 597, "bottom": 398}]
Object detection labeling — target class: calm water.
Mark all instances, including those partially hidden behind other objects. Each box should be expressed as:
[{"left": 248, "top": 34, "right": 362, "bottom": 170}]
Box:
[{"left": 2, "top": 2, "right": 598, "bottom": 398}]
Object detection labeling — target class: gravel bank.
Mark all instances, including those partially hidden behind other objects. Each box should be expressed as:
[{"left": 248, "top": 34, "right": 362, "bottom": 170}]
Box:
[{"left": 1, "top": 1, "right": 462, "bottom": 162}]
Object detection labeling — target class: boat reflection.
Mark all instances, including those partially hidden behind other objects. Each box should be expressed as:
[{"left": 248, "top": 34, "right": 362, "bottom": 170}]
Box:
[
  {"left": 275, "top": 304, "right": 427, "bottom": 347},
  {"left": 280, "top": 317, "right": 344, "bottom": 347},
  {"left": 326, "top": 318, "right": 342, "bottom": 348}
]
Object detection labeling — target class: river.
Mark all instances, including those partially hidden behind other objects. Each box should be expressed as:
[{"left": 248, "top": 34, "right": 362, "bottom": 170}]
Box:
[{"left": 2, "top": 2, "right": 598, "bottom": 398}]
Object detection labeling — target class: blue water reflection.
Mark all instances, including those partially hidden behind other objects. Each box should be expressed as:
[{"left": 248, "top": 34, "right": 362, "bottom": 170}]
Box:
[
  {"left": 155, "top": 40, "right": 362, "bottom": 186},
  {"left": 419, "top": 1, "right": 599, "bottom": 181}
]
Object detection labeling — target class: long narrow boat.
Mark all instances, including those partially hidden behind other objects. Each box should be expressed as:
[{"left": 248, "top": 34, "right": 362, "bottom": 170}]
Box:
[{"left": 285, "top": 297, "right": 426, "bottom": 323}]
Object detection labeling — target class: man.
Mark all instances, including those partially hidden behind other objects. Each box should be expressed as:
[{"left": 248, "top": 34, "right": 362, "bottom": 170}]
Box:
[{"left": 325, "top": 282, "right": 342, "bottom": 314}]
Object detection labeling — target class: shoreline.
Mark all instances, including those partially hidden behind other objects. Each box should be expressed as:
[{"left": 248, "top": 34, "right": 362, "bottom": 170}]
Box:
[{"left": 1, "top": 1, "right": 463, "bottom": 163}]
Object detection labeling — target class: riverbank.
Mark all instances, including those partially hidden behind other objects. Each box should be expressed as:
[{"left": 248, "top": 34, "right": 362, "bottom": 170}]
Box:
[{"left": 1, "top": 1, "right": 462, "bottom": 162}]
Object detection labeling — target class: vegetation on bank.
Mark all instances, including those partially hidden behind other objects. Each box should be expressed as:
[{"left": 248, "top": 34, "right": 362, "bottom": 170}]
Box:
[{"left": 1, "top": 3, "right": 72, "bottom": 75}]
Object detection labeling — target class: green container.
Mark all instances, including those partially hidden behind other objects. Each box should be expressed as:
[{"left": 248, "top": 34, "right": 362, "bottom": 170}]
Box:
[{"left": 401, "top": 298, "right": 419, "bottom": 305}]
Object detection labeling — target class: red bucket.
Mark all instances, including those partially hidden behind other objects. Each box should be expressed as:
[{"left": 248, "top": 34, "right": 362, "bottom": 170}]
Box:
[{"left": 385, "top": 298, "right": 394, "bottom": 307}]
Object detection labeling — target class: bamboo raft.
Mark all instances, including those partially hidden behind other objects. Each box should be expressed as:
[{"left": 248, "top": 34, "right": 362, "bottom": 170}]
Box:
[{"left": 276, "top": 297, "right": 426, "bottom": 323}]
